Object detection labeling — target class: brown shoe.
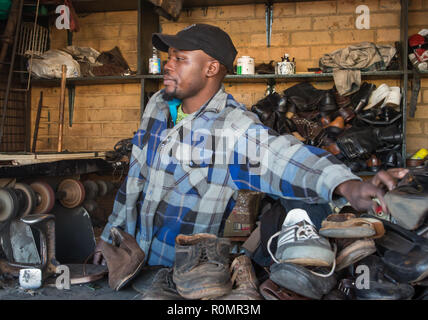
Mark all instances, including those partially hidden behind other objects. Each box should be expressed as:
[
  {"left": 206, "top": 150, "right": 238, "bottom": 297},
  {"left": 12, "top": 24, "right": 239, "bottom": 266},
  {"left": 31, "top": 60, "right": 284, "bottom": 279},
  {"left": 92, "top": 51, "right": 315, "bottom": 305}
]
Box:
[
  {"left": 335, "top": 238, "right": 377, "bottom": 271},
  {"left": 173, "top": 233, "right": 232, "bottom": 300},
  {"left": 101, "top": 227, "right": 145, "bottom": 291},
  {"left": 319, "top": 213, "right": 385, "bottom": 239},
  {"left": 217, "top": 255, "right": 262, "bottom": 300}
]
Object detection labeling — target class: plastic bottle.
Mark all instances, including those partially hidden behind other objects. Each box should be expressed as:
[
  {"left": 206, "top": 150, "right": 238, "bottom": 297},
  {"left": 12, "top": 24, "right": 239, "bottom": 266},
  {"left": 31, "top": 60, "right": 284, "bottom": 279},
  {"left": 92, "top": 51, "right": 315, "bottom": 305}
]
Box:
[{"left": 149, "top": 47, "right": 161, "bottom": 74}]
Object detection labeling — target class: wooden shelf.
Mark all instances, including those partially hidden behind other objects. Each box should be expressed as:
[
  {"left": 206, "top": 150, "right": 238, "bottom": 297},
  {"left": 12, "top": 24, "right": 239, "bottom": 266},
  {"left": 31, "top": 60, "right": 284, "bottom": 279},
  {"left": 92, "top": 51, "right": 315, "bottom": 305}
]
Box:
[{"left": 31, "top": 75, "right": 141, "bottom": 87}]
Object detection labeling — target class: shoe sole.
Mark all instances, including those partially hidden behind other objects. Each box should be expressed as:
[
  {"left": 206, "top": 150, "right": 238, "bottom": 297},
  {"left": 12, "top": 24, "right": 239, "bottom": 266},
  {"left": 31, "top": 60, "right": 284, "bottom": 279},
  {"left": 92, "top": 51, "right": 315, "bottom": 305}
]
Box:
[
  {"left": 278, "top": 245, "right": 335, "bottom": 267},
  {"left": 336, "top": 240, "right": 376, "bottom": 271},
  {"left": 270, "top": 263, "right": 336, "bottom": 300},
  {"left": 319, "top": 226, "right": 376, "bottom": 239},
  {"left": 176, "top": 281, "right": 233, "bottom": 300},
  {"left": 114, "top": 259, "right": 145, "bottom": 291}
]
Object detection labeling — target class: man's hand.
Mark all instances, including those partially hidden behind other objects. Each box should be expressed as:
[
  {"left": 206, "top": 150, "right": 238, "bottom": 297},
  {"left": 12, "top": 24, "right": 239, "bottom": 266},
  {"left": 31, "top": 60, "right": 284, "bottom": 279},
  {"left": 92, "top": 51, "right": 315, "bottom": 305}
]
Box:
[
  {"left": 93, "top": 239, "right": 107, "bottom": 265},
  {"left": 334, "top": 168, "right": 409, "bottom": 213},
  {"left": 369, "top": 168, "right": 409, "bottom": 191},
  {"left": 335, "top": 179, "right": 387, "bottom": 212}
]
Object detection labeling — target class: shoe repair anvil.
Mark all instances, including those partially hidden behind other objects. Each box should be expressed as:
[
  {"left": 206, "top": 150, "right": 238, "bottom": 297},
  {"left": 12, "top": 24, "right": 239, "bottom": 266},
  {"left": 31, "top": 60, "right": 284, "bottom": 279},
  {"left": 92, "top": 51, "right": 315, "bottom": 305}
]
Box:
[{"left": 0, "top": 214, "right": 60, "bottom": 279}]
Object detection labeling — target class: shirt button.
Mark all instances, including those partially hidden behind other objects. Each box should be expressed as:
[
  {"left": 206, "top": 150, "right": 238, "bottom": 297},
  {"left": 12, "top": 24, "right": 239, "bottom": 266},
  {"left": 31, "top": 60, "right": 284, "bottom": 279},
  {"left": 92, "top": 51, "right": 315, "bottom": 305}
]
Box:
[{"left": 166, "top": 136, "right": 172, "bottom": 142}]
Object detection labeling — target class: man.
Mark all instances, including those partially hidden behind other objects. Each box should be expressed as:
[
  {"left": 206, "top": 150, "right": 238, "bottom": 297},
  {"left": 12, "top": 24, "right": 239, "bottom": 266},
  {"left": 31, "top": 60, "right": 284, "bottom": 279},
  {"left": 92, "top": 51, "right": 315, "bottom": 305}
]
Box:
[{"left": 94, "top": 24, "right": 407, "bottom": 268}]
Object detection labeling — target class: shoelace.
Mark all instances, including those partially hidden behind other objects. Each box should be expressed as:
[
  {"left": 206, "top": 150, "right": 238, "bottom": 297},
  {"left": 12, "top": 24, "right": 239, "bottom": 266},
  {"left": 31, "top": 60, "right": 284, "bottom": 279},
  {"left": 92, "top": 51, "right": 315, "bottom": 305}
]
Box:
[
  {"left": 198, "top": 244, "right": 209, "bottom": 264},
  {"left": 229, "top": 258, "right": 257, "bottom": 289},
  {"left": 295, "top": 223, "right": 319, "bottom": 241},
  {"left": 267, "top": 226, "right": 337, "bottom": 278}
]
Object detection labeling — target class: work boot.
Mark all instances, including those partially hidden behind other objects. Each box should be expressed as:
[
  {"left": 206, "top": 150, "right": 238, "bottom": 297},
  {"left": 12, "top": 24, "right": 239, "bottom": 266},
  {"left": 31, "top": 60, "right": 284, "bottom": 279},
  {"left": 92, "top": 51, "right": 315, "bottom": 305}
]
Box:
[
  {"left": 217, "top": 255, "right": 262, "bottom": 300},
  {"left": 101, "top": 227, "right": 145, "bottom": 291},
  {"left": 173, "top": 233, "right": 232, "bottom": 300},
  {"left": 141, "top": 268, "right": 184, "bottom": 300}
]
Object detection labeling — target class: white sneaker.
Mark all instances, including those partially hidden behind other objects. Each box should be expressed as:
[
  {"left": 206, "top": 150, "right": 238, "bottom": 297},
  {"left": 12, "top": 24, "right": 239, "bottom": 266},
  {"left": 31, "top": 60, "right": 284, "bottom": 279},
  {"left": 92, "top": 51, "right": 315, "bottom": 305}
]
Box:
[
  {"left": 363, "top": 84, "right": 390, "bottom": 110},
  {"left": 381, "top": 86, "right": 401, "bottom": 108},
  {"left": 267, "top": 208, "right": 335, "bottom": 267}
]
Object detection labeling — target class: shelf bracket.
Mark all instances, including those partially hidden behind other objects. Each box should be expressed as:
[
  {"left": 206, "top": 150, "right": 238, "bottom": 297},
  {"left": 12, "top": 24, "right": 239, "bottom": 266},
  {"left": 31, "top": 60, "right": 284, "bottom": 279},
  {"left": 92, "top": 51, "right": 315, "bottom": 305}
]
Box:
[
  {"left": 265, "top": 2, "right": 273, "bottom": 48},
  {"left": 409, "top": 71, "right": 421, "bottom": 118}
]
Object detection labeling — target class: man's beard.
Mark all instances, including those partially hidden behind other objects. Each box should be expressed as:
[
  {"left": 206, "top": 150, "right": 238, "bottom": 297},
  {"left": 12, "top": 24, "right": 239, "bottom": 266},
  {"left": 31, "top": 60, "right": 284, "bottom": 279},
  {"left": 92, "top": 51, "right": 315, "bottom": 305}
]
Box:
[{"left": 162, "top": 86, "right": 178, "bottom": 101}]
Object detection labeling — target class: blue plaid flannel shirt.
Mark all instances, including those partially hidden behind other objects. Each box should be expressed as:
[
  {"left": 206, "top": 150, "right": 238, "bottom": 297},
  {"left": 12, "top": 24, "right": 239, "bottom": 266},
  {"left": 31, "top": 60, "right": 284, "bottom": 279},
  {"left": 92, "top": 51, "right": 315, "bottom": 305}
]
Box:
[{"left": 101, "top": 85, "right": 360, "bottom": 267}]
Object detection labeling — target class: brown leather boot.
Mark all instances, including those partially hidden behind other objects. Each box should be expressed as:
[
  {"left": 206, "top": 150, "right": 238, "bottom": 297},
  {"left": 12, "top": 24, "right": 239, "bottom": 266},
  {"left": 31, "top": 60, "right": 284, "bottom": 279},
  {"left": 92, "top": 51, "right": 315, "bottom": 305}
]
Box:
[
  {"left": 173, "top": 233, "right": 232, "bottom": 299},
  {"left": 217, "top": 255, "right": 262, "bottom": 300},
  {"left": 101, "top": 227, "right": 145, "bottom": 291}
]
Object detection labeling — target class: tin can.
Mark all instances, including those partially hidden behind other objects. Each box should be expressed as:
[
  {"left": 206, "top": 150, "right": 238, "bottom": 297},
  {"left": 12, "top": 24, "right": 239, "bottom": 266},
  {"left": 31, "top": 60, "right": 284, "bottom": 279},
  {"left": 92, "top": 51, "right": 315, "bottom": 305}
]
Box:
[
  {"left": 237, "top": 56, "right": 255, "bottom": 75},
  {"left": 276, "top": 61, "right": 296, "bottom": 75},
  {"left": 149, "top": 57, "right": 161, "bottom": 74}
]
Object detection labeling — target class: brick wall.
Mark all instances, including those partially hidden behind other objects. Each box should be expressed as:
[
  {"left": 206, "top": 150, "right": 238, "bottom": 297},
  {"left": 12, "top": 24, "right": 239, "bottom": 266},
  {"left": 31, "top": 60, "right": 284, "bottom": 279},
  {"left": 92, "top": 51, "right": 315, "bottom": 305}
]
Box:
[
  {"left": 31, "top": 1, "right": 428, "bottom": 156},
  {"left": 159, "top": 0, "right": 403, "bottom": 106},
  {"left": 31, "top": 11, "right": 140, "bottom": 152},
  {"left": 30, "top": 83, "right": 140, "bottom": 151}
]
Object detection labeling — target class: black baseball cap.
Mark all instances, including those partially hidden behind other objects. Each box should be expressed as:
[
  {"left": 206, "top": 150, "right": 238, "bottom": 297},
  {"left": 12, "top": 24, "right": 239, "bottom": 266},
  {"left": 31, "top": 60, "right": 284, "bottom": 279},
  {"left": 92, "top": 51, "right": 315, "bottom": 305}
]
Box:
[{"left": 152, "top": 23, "right": 237, "bottom": 72}]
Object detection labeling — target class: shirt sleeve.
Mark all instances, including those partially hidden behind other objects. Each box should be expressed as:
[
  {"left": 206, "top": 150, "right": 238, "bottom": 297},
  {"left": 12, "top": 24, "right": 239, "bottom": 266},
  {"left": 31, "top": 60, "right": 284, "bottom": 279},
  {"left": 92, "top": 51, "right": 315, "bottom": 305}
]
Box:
[
  {"left": 100, "top": 143, "right": 147, "bottom": 243},
  {"left": 99, "top": 93, "right": 160, "bottom": 242},
  {"left": 228, "top": 122, "right": 361, "bottom": 205}
]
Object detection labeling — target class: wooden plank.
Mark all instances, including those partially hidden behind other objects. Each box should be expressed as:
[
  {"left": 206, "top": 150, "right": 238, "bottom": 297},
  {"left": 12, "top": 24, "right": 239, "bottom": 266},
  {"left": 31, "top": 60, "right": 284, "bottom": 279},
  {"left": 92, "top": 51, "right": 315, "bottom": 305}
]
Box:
[{"left": 0, "top": 152, "right": 107, "bottom": 161}]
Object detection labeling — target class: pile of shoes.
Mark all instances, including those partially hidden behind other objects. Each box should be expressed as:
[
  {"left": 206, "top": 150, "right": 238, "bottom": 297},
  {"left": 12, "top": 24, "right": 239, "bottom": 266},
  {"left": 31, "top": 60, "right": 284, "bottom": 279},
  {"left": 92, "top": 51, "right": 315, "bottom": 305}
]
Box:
[
  {"left": 261, "top": 167, "right": 428, "bottom": 300},
  {"left": 142, "top": 233, "right": 263, "bottom": 300},
  {"left": 102, "top": 169, "right": 428, "bottom": 300},
  {"left": 101, "top": 228, "right": 262, "bottom": 300},
  {"left": 251, "top": 81, "right": 404, "bottom": 173}
]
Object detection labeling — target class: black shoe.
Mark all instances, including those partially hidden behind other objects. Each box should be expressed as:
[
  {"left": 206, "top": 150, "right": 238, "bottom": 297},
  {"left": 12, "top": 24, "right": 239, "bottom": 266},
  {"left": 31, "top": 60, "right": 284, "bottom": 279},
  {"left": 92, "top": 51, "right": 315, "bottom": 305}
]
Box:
[
  {"left": 283, "top": 83, "right": 326, "bottom": 113},
  {"left": 375, "top": 219, "right": 428, "bottom": 283},
  {"left": 381, "top": 150, "right": 404, "bottom": 169},
  {"left": 269, "top": 262, "right": 337, "bottom": 300},
  {"left": 351, "top": 82, "right": 376, "bottom": 112},
  {"left": 336, "top": 127, "right": 379, "bottom": 160},
  {"left": 379, "top": 106, "right": 401, "bottom": 123},
  {"left": 319, "top": 90, "right": 338, "bottom": 114},
  {"left": 350, "top": 255, "right": 415, "bottom": 300},
  {"left": 374, "top": 125, "right": 403, "bottom": 145}
]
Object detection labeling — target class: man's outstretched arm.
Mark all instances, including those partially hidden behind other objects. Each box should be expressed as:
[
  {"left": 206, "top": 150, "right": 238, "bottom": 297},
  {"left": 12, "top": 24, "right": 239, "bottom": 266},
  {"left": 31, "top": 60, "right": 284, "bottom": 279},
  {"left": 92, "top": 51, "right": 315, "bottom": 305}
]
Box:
[{"left": 228, "top": 122, "right": 407, "bottom": 212}]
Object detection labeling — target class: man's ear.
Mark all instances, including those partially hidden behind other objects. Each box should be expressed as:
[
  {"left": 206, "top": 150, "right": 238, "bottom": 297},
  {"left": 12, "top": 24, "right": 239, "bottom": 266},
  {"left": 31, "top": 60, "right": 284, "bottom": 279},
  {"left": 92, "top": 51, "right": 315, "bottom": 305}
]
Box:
[{"left": 206, "top": 60, "right": 221, "bottom": 78}]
